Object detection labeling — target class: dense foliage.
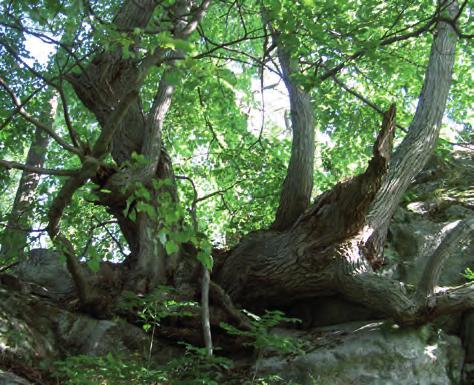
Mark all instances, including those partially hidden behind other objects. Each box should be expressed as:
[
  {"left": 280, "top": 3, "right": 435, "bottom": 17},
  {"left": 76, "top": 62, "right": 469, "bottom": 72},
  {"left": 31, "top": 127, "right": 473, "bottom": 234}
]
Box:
[
  {"left": 0, "top": 0, "right": 473, "bottom": 383},
  {"left": 0, "top": 0, "right": 471, "bottom": 263}
]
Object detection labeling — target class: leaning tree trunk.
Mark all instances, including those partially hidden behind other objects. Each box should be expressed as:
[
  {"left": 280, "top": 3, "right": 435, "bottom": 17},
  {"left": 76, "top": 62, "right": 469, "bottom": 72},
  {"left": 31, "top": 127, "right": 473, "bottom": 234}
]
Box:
[
  {"left": 1, "top": 125, "right": 50, "bottom": 261},
  {"left": 364, "top": 0, "right": 460, "bottom": 266},
  {"left": 271, "top": 39, "right": 315, "bottom": 231},
  {"left": 217, "top": 1, "right": 462, "bottom": 323}
]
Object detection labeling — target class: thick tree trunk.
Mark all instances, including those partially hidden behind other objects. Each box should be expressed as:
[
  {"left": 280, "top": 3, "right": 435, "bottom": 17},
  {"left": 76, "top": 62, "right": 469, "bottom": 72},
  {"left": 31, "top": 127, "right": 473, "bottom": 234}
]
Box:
[
  {"left": 1, "top": 126, "right": 50, "bottom": 261},
  {"left": 56, "top": 0, "right": 211, "bottom": 298},
  {"left": 217, "top": 106, "right": 396, "bottom": 307},
  {"left": 217, "top": 3, "right": 461, "bottom": 322}
]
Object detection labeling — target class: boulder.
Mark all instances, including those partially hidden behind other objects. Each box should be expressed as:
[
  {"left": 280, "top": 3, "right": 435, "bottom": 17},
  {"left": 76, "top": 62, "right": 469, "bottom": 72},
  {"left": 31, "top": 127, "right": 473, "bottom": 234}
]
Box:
[
  {"left": 0, "top": 284, "right": 150, "bottom": 381},
  {"left": 13, "top": 249, "right": 75, "bottom": 300},
  {"left": 257, "top": 321, "right": 464, "bottom": 385},
  {"left": 385, "top": 150, "right": 474, "bottom": 288}
]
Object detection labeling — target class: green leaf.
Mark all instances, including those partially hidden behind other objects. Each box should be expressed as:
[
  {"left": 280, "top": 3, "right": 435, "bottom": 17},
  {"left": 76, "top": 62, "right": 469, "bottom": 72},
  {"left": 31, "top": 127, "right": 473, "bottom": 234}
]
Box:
[
  {"left": 87, "top": 257, "right": 100, "bottom": 273},
  {"left": 136, "top": 201, "right": 156, "bottom": 219},
  {"left": 197, "top": 250, "right": 213, "bottom": 270},
  {"left": 165, "top": 240, "right": 179, "bottom": 254}
]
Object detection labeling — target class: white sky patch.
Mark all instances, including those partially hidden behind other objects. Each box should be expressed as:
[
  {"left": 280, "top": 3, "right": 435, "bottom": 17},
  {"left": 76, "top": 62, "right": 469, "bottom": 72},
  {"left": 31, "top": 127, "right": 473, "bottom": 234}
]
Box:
[
  {"left": 24, "top": 34, "right": 57, "bottom": 66},
  {"left": 248, "top": 68, "right": 290, "bottom": 137}
]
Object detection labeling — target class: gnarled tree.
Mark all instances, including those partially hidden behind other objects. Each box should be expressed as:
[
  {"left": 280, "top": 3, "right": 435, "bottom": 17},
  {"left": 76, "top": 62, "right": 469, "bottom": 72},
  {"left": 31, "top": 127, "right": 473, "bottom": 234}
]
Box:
[{"left": 0, "top": 0, "right": 473, "bottom": 334}]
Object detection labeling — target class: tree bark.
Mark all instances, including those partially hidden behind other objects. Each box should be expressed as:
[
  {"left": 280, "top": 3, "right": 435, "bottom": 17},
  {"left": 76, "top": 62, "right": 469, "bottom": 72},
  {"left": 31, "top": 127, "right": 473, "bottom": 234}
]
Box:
[
  {"left": 365, "top": 0, "right": 459, "bottom": 266},
  {"left": 1, "top": 126, "right": 50, "bottom": 261},
  {"left": 271, "top": 35, "right": 315, "bottom": 231}
]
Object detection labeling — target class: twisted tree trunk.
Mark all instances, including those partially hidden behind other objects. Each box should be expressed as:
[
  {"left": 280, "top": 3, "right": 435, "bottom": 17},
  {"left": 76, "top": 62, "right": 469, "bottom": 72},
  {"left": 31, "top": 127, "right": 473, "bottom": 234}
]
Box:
[
  {"left": 271, "top": 40, "right": 315, "bottom": 231},
  {"left": 216, "top": 1, "right": 463, "bottom": 324},
  {"left": 46, "top": 0, "right": 211, "bottom": 304}
]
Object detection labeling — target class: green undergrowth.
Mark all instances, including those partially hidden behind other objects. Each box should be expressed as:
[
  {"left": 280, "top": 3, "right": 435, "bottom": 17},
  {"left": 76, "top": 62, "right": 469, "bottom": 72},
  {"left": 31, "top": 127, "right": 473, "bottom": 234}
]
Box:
[{"left": 54, "top": 288, "right": 304, "bottom": 385}]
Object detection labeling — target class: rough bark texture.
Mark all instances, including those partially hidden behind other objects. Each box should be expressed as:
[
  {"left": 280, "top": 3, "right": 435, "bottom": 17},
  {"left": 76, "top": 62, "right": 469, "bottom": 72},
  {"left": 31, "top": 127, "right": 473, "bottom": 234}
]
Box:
[
  {"left": 217, "top": 106, "right": 396, "bottom": 307},
  {"left": 217, "top": 4, "right": 461, "bottom": 323},
  {"left": 416, "top": 218, "right": 474, "bottom": 302},
  {"left": 365, "top": 1, "right": 459, "bottom": 265},
  {"left": 1, "top": 127, "right": 49, "bottom": 260}
]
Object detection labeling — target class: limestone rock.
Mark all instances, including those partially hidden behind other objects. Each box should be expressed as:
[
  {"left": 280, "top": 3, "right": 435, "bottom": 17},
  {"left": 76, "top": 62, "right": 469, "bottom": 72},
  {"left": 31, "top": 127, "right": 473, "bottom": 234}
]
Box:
[
  {"left": 13, "top": 248, "right": 75, "bottom": 300},
  {"left": 0, "top": 285, "right": 149, "bottom": 377},
  {"left": 257, "top": 321, "right": 464, "bottom": 385},
  {"left": 385, "top": 150, "right": 474, "bottom": 287}
]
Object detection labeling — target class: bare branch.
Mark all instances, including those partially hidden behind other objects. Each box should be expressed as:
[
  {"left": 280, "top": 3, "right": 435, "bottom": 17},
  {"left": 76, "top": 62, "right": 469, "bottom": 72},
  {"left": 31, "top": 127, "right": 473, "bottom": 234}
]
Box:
[
  {"left": 202, "top": 267, "right": 213, "bottom": 356},
  {"left": 58, "top": 82, "right": 81, "bottom": 148},
  {"left": 331, "top": 75, "right": 408, "bottom": 133},
  {"left": 177, "top": 0, "right": 212, "bottom": 38},
  {"left": 0, "top": 86, "right": 45, "bottom": 131},
  {"left": 0, "top": 159, "right": 79, "bottom": 176},
  {"left": 318, "top": 17, "right": 438, "bottom": 82},
  {"left": 210, "top": 280, "right": 252, "bottom": 330}
]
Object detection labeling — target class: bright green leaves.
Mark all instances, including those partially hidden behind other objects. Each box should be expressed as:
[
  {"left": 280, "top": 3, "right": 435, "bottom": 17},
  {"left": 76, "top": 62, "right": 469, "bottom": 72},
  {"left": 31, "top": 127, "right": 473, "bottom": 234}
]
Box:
[
  {"left": 220, "top": 310, "right": 302, "bottom": 353},
  {"left": 124, "top": 176, "right": 214, "bottom": 269},
  {"left": 164, "top": 239, "right": 179, "bottom": 254},
  {"left": 153, "top": 31, "right": 194, "bottom": 53},
  {"left": 196, "top": 237, "right": 213, "bottom": 271}
]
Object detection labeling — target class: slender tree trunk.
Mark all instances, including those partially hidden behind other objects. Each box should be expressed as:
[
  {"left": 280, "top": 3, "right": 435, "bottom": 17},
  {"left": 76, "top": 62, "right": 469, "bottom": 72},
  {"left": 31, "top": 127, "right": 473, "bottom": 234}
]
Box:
[
  {"left": 1, "top": 126, "right": 50, "bottom": 260},
  {"left": 364, "top": 1, "right": 459, "bottom": 265},
  {"left": 271, "top": 35, "right": 315, "bottom": 231}
]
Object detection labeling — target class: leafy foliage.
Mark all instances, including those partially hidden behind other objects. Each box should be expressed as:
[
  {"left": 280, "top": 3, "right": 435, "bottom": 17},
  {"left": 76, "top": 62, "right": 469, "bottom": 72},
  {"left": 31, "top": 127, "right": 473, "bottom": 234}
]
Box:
[
  {"left": 0, "top": 0, "right": 472, "bottom": 262},
  {"left": 0, "top": 0, "right": 472, "bottom": 383},
  {"left": 221, "top": 310, "right": 303, "bottom": 354}
]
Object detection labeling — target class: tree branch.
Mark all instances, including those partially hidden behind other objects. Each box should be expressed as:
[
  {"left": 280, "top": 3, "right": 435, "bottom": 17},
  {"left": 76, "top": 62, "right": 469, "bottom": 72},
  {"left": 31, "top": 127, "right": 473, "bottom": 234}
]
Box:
[
  {"left": 366, "top": 1, "right": 459, "bottom": 262},
  {"left": 0, "top": 159, "right": 79, "bottom": 176},
  {"left": 58, "top": 82, "right": 81, "bottom": 148},
  {"left": 176, "top": 0, "right": 212, "bottom": 38},
  {"left": 0, "top": 76, "right": 82, "bottom": 156},
  {"left": 270, "top": 27, "right": 315, "bottom": 231},
  {"left": 331, "top": 75, "right": 408, "bottom": 133},
  {"left": 0, "top": 86, "right": 45, "bottom": 131},
  {"left": 416, "top": 217, "right": 474, "bottom": 302},
  {"left": 318, "top": 15, "right": 439, "bottom": 82}
]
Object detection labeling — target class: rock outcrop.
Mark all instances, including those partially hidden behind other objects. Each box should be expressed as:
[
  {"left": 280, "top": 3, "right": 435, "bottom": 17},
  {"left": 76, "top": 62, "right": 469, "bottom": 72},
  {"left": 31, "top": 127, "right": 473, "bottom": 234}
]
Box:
[{"left": 258, "top": 321, "right": 464, "bottom": 385}]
